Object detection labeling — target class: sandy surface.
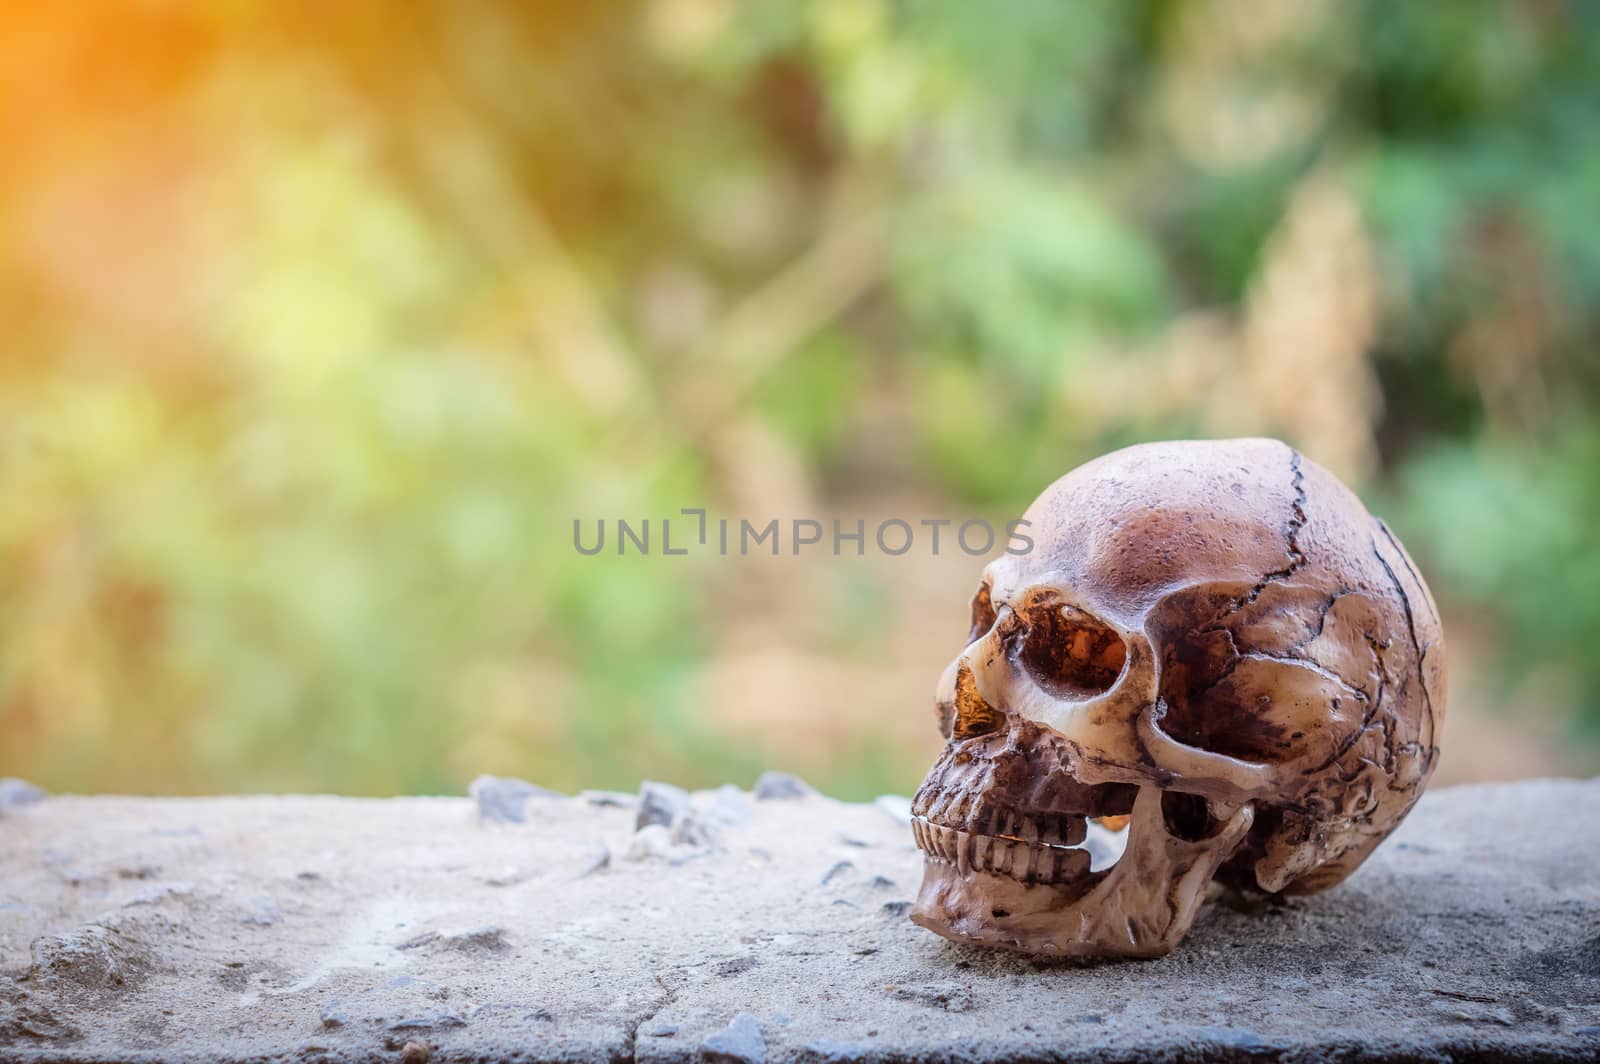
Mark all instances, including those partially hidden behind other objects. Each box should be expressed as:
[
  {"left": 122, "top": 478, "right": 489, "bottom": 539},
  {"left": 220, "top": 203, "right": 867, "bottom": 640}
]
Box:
[{"left": 1, "top": 778, "right": 1598, "bottom": 1062}]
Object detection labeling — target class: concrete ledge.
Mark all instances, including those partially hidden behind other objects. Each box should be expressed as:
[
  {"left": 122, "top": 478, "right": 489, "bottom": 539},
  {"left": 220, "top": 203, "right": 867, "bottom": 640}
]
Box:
[{"left": 2, "top": 778, "right": 1598, "bottom": 1062}]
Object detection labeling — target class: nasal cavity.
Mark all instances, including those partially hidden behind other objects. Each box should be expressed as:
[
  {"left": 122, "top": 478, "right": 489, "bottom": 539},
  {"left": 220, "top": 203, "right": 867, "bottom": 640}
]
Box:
[
  {"left": 951, "top": 662, "right": 1003, "bottom": 740},
  {"left": 1019, "top": 603, "right": 1127, "bottom": 701}
]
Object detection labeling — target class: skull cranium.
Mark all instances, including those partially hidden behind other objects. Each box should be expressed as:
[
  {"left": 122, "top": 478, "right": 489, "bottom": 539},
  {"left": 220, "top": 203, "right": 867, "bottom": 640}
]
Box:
[{"left": 910, "top": 438, "right": 1445, "bottom": 958}]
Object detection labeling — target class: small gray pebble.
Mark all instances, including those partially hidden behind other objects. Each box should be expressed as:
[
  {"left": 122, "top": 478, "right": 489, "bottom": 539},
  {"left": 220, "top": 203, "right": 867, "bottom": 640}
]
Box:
[
  {"left": 320, "top": 1004, "right": 348, "bottom": 1028},
  {"left": 0, "top": 778, "right": 46, "bottom": 812},
  {"left": 670, "top": 812, "right": 721, "bottom": 848},
  {"left": 470, "top": 775, "right": 561, "bottom": 824},
  {"left": 704, "top": 784, "right": 754, "bottom": 827},
  {"left": 753, "top": 772, "right": 815, "bottom": 800},
  {"left": 636, "top": 780, "right": 692, "bottom": 831},
  {"left": 389, "top": 1014, "right": 467, "bottom": 1030}
]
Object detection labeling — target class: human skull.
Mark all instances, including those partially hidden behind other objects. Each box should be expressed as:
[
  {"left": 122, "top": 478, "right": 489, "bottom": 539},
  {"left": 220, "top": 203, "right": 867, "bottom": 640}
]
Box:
[{"left": 910, "top": 438, "right": 1445, "bottom": 959}]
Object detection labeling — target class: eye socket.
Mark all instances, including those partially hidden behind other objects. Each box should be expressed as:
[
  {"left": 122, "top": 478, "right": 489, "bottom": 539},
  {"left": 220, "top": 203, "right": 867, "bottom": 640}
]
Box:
[
  {"left": 967, "top": 583, "right": 998, "bottom": 643},
  {"left": 1019, "top": 601, "right": 1127, "bottom": 700}
]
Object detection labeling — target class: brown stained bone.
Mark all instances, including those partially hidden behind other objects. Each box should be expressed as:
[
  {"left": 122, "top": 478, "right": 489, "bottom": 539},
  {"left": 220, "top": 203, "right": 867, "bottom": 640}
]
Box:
[{"left": 909, "top": 438, "right": 1446, "bottom": 959}]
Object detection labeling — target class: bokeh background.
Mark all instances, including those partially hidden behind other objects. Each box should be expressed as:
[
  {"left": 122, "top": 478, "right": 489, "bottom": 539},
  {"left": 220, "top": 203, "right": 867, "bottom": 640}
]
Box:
[{"left": 3, "top": 1, "right": 1598, "bottom": 799}]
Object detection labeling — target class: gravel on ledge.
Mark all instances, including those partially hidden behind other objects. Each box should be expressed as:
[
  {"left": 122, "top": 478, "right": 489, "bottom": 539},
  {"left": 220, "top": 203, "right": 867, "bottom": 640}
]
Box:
[{"left": 1, "top": 778, "right": 1597, "bottom": 1063}]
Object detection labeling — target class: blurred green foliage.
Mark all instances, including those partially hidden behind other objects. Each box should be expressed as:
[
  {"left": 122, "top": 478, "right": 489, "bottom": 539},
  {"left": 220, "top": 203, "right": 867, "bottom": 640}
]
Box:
[{"left": 1, "top": 1, "right": 1597, "bottom": 796}]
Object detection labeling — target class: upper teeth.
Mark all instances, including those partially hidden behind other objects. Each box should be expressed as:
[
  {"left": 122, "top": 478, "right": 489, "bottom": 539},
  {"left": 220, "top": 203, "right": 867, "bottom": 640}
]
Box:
[{"left": 912, "top": 817, "right": 1092, "bottom": 885}]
